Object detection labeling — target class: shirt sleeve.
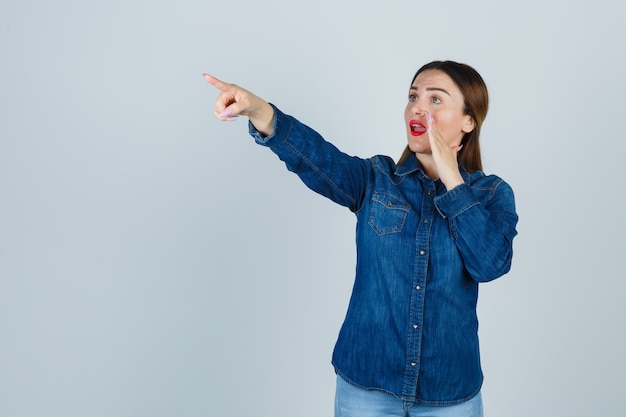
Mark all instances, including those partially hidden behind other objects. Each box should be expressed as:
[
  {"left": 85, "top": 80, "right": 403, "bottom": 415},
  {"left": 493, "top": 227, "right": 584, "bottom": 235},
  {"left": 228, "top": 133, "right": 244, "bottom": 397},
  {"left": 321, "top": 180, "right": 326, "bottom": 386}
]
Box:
[
  {"left": 248, "top": 104, "right": 371, "bottom": 212},
  {"left": 434, "top": 180, "right": 519, "bottom": 282}
]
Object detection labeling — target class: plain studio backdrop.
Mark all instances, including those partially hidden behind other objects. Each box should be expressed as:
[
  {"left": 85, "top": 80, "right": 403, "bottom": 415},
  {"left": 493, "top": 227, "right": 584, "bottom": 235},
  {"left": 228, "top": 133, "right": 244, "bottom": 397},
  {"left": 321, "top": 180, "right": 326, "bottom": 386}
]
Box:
[{"left": 1, "top": 0, "right": 624, "bottom": 416}]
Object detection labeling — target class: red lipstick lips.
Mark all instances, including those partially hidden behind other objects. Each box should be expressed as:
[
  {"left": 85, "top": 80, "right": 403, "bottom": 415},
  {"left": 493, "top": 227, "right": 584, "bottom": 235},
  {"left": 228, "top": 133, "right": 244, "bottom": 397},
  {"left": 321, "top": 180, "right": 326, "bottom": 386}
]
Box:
[{"left": 409, "top": 120, "right": 427, "bottom": 136}]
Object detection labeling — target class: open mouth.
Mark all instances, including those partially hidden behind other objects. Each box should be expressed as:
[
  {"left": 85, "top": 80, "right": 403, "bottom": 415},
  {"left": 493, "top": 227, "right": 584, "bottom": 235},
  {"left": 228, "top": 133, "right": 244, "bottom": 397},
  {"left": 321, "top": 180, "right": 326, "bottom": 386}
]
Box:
[{"left": 410, "top": 120, "right": 427, "bottom": 136}]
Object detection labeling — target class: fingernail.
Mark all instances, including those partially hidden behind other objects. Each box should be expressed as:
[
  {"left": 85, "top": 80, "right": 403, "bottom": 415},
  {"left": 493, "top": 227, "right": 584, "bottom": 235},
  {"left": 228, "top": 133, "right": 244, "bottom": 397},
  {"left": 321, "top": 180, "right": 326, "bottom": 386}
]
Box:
[
  {"left": 425, "top": 110, "right": 433, "bottom": 127},
  {"left": 219, "top": 109, "right": 232, "bottom": 118},
  {"left": 457, "top": 144, "right": 463, "bottom": 152}
]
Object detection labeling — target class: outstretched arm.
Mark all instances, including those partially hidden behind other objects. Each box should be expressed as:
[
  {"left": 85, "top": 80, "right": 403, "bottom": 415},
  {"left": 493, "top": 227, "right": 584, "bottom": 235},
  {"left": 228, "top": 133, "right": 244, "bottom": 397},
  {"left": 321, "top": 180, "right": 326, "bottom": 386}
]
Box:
[{"left": 203, "top": 74, "right": 371, "bottom": 211}]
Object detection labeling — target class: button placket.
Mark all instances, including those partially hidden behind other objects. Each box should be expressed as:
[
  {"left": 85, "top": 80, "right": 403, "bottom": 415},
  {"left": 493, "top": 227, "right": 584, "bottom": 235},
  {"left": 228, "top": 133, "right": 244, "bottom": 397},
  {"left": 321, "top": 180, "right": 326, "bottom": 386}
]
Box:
[{"left": 402, "top": 181, "right": 436, "bottom": 397}]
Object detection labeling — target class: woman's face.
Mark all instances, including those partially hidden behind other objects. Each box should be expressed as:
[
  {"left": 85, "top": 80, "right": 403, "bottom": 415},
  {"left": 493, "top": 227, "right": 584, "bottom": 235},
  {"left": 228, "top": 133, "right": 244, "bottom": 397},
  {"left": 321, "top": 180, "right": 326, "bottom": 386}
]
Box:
[{"left": 404, "top": 69, "right": 475, "bottom": 155}]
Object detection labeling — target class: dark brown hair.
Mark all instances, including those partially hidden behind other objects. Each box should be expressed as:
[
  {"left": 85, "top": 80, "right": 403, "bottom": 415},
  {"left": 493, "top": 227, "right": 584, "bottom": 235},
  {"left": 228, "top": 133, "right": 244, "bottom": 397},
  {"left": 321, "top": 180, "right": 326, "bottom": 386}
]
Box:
[{"left": 398, "top": 60, "right": 489, "bottom": 172}]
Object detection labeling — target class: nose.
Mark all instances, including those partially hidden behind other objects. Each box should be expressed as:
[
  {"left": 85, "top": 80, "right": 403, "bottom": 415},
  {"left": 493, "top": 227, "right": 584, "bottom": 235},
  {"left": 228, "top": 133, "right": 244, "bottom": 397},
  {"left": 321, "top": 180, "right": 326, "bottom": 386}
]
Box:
[{"left": 410, "top": 101, "right": 426, "bottom": 116}]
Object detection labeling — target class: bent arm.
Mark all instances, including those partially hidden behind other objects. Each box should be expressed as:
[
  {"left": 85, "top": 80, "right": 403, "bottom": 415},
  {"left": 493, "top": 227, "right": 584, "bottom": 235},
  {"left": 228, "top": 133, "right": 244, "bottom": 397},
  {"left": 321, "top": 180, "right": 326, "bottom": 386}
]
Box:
[{"left": 435, "top": 180, "right": 518, "bottom": 282}]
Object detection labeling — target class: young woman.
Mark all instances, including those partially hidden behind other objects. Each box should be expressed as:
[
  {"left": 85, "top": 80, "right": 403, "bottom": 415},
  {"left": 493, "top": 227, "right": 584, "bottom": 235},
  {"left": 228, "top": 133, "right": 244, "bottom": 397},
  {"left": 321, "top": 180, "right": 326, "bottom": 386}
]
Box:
[{"left": 204, "top": 61, "right": 518, "bottom": 417}]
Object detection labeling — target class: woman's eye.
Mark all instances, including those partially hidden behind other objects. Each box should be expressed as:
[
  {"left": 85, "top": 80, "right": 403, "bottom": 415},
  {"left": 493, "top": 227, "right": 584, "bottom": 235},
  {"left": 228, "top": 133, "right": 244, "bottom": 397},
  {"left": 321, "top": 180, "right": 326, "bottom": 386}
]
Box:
[
  {"left": 409, "top": 95, "right": 417, "bottom": 102},
  {"left": 431, "top": 97, "right": 442, "bottom": 104}
]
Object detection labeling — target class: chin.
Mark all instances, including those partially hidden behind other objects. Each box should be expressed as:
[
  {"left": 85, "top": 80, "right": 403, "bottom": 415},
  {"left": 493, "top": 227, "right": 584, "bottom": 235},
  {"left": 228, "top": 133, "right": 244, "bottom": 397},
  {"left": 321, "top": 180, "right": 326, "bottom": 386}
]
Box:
[{"left": 407, "top": 140, "right": 430, "bottom": 155}]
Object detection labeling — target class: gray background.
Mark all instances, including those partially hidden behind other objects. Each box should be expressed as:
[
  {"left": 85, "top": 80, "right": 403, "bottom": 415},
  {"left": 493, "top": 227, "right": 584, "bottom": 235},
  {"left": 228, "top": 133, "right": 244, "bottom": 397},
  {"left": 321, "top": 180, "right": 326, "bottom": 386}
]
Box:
[{"left": 1, "top": 0, "right": 624, "bottom": 416}]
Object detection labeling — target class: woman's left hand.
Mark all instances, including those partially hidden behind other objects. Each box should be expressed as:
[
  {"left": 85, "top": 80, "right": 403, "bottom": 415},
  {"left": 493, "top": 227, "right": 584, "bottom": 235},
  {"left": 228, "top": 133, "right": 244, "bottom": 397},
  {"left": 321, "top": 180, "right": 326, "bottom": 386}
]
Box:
[{"left": 426, "top": 111, "right": 465, "bottom": 191}]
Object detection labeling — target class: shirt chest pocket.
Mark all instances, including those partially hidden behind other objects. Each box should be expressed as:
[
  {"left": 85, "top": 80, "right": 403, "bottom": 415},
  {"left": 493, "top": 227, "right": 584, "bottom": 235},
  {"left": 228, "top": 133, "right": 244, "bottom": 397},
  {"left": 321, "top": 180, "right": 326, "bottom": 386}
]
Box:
[{"left": 368, "top": 192, "right": 411, "bottom": 235}]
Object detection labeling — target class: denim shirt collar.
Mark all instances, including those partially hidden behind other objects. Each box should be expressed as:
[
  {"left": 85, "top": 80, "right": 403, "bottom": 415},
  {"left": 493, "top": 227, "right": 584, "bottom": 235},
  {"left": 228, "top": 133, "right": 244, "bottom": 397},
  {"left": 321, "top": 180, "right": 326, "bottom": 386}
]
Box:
[{"left": 394, "top": 153, "right": 472, "bottom": 184}]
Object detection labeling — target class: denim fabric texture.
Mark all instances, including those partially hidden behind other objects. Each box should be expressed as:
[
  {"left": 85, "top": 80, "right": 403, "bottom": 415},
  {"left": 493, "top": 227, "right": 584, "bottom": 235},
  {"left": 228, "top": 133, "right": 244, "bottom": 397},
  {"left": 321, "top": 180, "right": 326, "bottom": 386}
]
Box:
[
  {"left": 335, "top": 375, "right": 483, "bottom": 417},
  {"left": 249, "top": 105, "right": 518, "bottom": 405}
]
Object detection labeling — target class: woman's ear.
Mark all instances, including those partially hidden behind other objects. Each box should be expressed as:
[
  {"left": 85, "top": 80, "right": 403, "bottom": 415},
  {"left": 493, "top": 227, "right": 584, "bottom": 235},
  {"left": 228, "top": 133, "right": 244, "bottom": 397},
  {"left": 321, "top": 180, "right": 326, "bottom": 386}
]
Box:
[{"left": 462, "top": 115, "right": 476, "bottom": 133}]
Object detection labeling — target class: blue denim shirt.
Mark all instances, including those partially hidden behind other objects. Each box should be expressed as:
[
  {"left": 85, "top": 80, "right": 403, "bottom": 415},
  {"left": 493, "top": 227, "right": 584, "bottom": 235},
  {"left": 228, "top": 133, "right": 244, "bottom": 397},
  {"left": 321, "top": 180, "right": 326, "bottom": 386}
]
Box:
[{"left": 249, "top": 105, "right": 518, "bottom": 405}]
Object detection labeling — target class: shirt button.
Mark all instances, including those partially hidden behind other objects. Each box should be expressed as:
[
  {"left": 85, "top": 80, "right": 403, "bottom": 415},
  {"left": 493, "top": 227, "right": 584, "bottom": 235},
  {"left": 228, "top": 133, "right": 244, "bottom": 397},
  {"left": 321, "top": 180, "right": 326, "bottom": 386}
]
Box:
[
  {"left": 411, "top": 362, "right": 417, "bottom": 367},
  {"left": 416, "top": 285, "right": 421, "bottom": 290},
  {"left": 413, "top": 324, "right": 419, "bottom": 329},
  {"left": 423, "top": 219, "right": 429, "bottom": 223},
  {"left": 419, "top": 250, "right": 426, "bottom": 255}
]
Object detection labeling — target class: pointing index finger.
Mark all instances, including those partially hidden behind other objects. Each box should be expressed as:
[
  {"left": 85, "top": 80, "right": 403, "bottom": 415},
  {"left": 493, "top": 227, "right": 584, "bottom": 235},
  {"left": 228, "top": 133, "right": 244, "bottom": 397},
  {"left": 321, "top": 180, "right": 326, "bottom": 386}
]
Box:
[{"left": 202, "top": 73, "right": 230, "bottom": 92}]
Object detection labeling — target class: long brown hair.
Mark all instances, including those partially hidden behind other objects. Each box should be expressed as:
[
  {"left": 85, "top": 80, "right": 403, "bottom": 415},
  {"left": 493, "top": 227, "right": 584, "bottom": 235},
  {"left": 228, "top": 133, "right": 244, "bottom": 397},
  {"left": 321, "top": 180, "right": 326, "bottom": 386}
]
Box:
[{"left": 398, "top": 61, "right": 489, "bottom": 172}]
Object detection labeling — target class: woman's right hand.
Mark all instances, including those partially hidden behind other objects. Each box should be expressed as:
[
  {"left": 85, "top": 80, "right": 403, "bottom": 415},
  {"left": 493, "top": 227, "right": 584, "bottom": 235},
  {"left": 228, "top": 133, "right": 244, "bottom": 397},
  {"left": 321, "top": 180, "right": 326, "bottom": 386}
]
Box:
[{"left": 203, "top": 74, "right": 275, "bottom": 136}]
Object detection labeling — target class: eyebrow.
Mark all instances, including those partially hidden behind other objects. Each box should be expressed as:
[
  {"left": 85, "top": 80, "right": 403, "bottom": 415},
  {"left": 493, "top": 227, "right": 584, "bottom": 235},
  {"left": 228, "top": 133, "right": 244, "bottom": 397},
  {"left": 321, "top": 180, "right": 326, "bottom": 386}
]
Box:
[{"left": 409, "top": 86, "right": 451, "bottom": 96}]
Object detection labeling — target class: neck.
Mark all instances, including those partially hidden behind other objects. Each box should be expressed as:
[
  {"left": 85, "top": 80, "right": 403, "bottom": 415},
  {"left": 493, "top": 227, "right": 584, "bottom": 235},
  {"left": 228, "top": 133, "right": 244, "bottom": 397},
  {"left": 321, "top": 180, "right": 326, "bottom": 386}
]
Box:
[{"left": 415, "top": 154, "right": 439, "bottom": 180}]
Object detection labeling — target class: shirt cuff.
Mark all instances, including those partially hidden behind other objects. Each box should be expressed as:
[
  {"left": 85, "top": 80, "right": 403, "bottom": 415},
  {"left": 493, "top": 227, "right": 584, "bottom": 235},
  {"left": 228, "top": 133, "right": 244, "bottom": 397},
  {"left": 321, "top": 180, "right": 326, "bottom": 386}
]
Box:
[
  {"left": 434, "top": 183, "right": 480, "bottom": 219},
  {"left": 248, "top": 103, "right": 291, "bottom": 146}
]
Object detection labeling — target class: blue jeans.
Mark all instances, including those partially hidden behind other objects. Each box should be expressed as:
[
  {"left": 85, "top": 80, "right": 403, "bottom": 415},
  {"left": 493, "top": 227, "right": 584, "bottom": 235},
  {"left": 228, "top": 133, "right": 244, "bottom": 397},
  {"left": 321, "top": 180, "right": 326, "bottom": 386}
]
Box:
[{"left": 335, "top": 376, "right": 483, "bottom": 417}]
